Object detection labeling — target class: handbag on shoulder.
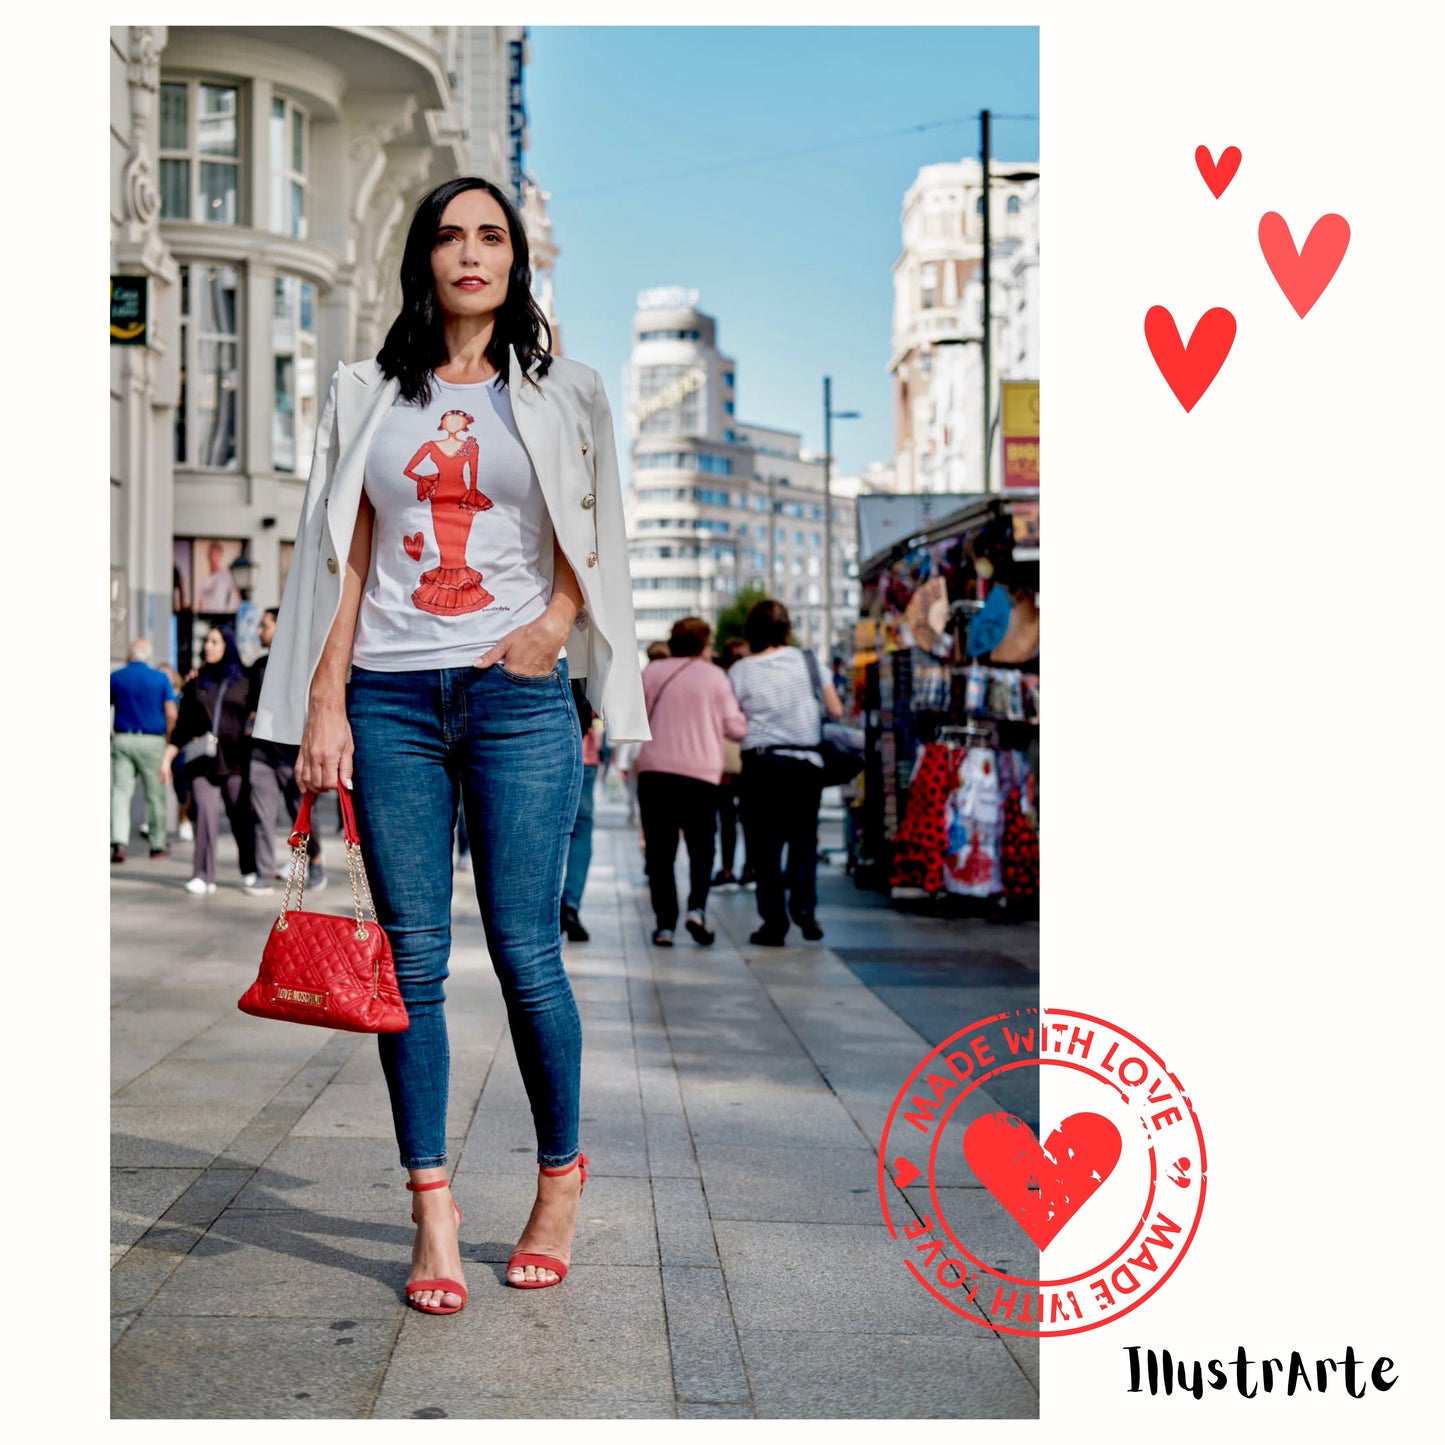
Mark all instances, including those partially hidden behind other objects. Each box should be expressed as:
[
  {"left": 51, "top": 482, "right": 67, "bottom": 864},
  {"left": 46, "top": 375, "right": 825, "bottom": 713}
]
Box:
[
  {"left": 801, "top": 649, "right": 865, "bottom": 789},
  {"left": 237, "top": 783, "right": 408, "bottom": 1033},
  {"left": 177, "top": 684, "right": 225, "bottom": 768}
]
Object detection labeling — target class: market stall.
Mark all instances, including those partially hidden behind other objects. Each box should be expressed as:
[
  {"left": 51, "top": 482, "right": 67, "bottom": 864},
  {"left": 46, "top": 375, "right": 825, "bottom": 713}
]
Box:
[{"left": 847, "top": 493, "right": 1039, "bottom": 919}]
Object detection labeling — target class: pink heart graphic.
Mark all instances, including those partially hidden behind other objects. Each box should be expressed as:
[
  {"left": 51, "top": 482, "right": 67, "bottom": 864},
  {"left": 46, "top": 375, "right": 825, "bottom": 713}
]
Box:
[
  {"left": 1258, "top": 211, "right": 1350, "bottom": 318},
  {"left": 963, "top": 1111, "right": 1123, "bottom": 1250},
  {"left": 1144, "top": 305, "right": 1237, "bottom": 412},
  {"left": 1195, "top": 144, "right": 1241, "bottom": 198}
]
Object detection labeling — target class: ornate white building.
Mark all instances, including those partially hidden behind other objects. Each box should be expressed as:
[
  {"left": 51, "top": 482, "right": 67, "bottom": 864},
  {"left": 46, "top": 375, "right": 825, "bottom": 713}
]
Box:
[
  {"left": 889, "top": 158, "right": 1039, "bottom": 494},
  {"left": 110, "top": 25, "right": 543, "bottom": 667},
  {"left": 623, "top": 290, "right": 858, "bottom": 657}
]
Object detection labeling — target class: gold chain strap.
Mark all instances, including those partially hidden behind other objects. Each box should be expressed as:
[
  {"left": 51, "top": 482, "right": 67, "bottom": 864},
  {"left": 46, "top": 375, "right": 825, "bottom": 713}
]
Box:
[{"left": 274, "top": 840, "right": 309, "bottom": 931}]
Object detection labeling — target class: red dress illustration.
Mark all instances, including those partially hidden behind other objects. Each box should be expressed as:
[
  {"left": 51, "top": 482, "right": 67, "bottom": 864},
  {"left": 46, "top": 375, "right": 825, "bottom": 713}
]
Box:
[{"left": 404, "top": 422, "right": 495, "bottom": 615}]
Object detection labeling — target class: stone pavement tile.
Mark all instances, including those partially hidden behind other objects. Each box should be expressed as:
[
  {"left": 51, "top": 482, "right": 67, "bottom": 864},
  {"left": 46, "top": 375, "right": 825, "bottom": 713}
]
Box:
[
  {"left": 288, "top": 1080, "right": 397, "bottom": 1138},
  {"left": 111, "top": 1221, "right": 207, "bottom": 1320},
  {"left": 214, "top": 1058, "right": 356, "bottom": 1169},
  {"left": 645, "top": 1112, "right": 697, "bottom": 1177},
  {"left": 112, "top": 1036, "right": 192, "bottom": 1094},
  {"left": 110, "top": 1007, "right": 219, "bottom": 1050},
  {"left": 714, "top": 1221, "right": 957, "bottom": 1334},
  {"left": 169, "top": 1015, "right": 342, "bottom": 1064},
  {"left": 372, "top": 1265, "right": 672, "bottom": 1411},
  {"left": 112, "top": 1056, "right": 295, "bottom": 1108},
  {"left": 680, "top": 1084, "right": 873, "bottom": 1152},
  {"left": 662, "top": 1265, "right": 748, "bottom": 1403},
  {"left": 738, "top": 1328, "right": 1038, "bottom": 1419},
  {"left": 638, "top": 1062, "right": 685, "bottom": 1116},
  {"left": 678, "top": 1402, "right": 757, "bottom": 1418},
  {"left": 459, "top": 1171, "right": 657, "bottom": 1268},
  {"left": 231, "top": 1136, "right": 408, "bottom": 1212},
  {"left": 163, "top": 1166, "right": 254, "bottom": 1228},
  {"left": 902, "top": 1186, "right": 1037, "bottom": 1283},
  {"left": 695, "top": 1143, "right": 880, "bottom": 1225},
  {"left": 374, "top": 1396, "right": 678, "bottom": 1420},
  {"left": 1000, "top": 1329, "right": 1039, "bottom": 1392},
  {"left": 111, "top": 1316, "right": 395, "bottom": 1419},
  {"left": 666, "top": 1040, "right": 826, "bottom": 1091},
  {"left": 111, "top": 1105, "right": 258, "bottom": 1167},
  {"left": 652, "top": 1177, "right": 717, "bottom": 1267},
  {"left": 143, "top": 1209, "right": 415, "bottom": 1318},
  {"left": 112, "top": 1167, "right": 202, "bottom": 1248}
]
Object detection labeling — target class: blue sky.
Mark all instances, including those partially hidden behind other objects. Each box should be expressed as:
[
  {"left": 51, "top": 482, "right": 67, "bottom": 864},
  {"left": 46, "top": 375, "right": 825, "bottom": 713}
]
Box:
[{"left": 524, "top": 26, "right": 1038, "bottom": 479}]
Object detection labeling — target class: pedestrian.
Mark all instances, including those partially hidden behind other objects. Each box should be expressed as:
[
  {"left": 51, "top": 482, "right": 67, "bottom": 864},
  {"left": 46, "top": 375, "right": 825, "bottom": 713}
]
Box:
[
  {"left": 110, "top": 638, "right": 178, "bottom": 863},
  {"left": 635, "top": 616, "right": 748, "bottom": 947},
  {"left": 711, "top": 636, "right": 750, "bottom": 890},
  {"left": 162, "top": 625, "right": 260, "bottom": 894},
  {"left": 729, "top": 598, "right": 843, "bottom": 945},
  {"left": 157, "top": 662, "right": 195, "bottom": 842},
  {"left": 560, "top": 683, "right": 600, "bottom": 942},
  {"left": 243, "top": 608, "right": 325, "bottom": 897},
  {"left": 252, "top": 175, "right": 648, "bottom": 1309}
]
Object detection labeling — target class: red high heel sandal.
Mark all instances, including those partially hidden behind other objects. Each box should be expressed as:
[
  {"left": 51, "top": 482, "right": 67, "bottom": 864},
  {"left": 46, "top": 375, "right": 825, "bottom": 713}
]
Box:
[
  {"left": 404, "top": 1178, "right": 467, "bottom": 1315},
  {"left": 506, "top": 1153, "right": 589, "bottom": 1290}
]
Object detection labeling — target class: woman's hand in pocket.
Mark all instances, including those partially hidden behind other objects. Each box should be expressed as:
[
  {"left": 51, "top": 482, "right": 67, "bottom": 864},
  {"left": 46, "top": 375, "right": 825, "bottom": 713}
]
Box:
[{"left": 475, "top": 614, "right": 568, "bottom": 677}]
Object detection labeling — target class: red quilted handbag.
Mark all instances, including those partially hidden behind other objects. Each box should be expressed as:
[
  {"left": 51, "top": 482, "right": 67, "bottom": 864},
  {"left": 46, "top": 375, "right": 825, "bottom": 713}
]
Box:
[{"left": 237, "top": 785, "right": 409, "bottom": 1033}]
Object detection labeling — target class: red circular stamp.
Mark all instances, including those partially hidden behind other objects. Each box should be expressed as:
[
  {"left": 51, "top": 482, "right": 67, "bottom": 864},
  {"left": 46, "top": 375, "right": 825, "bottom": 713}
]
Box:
[{"left": 877, "top": 1007, "right": 1206, "bottom": 1337}]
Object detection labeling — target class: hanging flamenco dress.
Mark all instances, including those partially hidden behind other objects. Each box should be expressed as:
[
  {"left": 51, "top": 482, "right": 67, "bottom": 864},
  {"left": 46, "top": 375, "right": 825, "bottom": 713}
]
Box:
[
  {"left": 890, "top": 742, "right": 962, "bottom": 893},
  {"left": 404, "top": 437, "right": 495, "bottom": 616}
]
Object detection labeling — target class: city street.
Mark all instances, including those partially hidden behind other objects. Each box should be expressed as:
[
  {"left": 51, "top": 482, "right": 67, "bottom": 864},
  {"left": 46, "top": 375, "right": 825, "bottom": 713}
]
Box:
[{"left": 111, "top": 782, "right": 1039, "bottom": 1420}]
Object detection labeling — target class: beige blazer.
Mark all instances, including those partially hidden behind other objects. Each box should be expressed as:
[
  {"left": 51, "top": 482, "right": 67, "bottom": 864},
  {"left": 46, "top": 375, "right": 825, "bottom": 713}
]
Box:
[{"left": 253, "top": 348, "right": 650, "bottom": 744}]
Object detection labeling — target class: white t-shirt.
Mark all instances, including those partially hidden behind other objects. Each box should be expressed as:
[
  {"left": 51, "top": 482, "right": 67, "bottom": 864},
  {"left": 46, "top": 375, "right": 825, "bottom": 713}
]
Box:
[
  {"left": 728, "top": 648, "right": 824, "bottom": 761},
  {"left": 351, "top": 373, "right": 555, "bottom": 670}
]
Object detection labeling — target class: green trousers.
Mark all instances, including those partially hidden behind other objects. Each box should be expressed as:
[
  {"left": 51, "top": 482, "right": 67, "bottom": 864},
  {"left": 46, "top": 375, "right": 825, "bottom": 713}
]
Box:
[{"left": 111, "top": 733, "right": 169, "bottom": 847}]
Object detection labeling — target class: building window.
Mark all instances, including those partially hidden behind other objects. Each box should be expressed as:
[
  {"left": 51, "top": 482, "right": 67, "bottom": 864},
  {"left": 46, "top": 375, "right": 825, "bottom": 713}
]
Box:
[
  {"left": 976, "top": 194, "right": 985, "bottom": 214},
  {"left": 175, "top": 263, "right": 241, "bottom": 469},
  {"left": 921, "top": 263, "right": 937, "bottom": 310},
  {"left": 1007, "top": 195, "right": 1021, "bottom": 214},
  {"left": 270, "top": 97, "right": 308, "bottom": 238},
  {"left": 159, "top": 80, "right": 241, "bottom": 224},
  {"left": 272, "top": 276, "right": 318, "bottom": 473},
  {"left": 723, "top": 370, "right": 735, "bottom": 387}
]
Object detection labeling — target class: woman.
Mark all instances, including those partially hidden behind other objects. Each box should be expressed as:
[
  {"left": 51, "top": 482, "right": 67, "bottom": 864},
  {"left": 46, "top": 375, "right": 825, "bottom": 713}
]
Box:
[
  {"left": 253, "top": 176, "right": 648, "bottom": 1311},
  {"left": 729, "top": 599, "right": 842, "bottom": 946},
  {"left": 161, "top": 626, "right": 257, "bottom": 894},
  {"left": 634, "top": 617, "right": 747, "bottom": 947}
]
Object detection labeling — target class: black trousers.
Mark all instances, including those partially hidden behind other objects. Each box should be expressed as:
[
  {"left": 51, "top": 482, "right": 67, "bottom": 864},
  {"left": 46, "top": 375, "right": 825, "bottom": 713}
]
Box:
[
  {"left": 638, "top": 771, "right": 719, "bottom": 929},
  {"left": 739, "top": 751, "right": 823, "bottom": 933},
  {"left": 717, "top": 780, "right": 743, "bottom": 873}
]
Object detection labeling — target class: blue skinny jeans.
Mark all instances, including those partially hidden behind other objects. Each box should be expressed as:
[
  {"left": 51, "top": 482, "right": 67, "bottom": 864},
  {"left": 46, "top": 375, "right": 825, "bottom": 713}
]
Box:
[{"left": 346, "top": 660, "right": 583, "bottom": 1170}]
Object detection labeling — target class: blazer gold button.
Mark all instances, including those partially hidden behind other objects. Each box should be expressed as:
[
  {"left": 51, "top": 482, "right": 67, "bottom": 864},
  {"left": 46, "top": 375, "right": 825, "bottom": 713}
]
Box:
[
  {"left": 581, "top": 492, "right": 596, "bottom": 509},
  {"left": 586, "top": 552, "right": 598, "bottom": 567},
  {"left": 327, "top": 557, "right": 338, "bottom": 574},
  {"left": 581, "top": 441, "right": 589, "bottom": 455}
]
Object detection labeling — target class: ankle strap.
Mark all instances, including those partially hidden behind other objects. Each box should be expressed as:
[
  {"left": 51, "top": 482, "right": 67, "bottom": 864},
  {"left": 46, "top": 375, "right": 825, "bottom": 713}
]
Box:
[
  {"left": 539, "top": 1153, "right": 587, "bottom": 1177},
  {"left": 406, "top": 1178, "right": 451, "bottom": 1192}
]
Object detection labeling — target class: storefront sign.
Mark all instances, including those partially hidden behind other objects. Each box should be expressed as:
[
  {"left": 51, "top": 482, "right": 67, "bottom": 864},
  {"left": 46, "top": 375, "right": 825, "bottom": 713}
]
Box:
[
  {"left": 508, "top": 38, "right": 526, "bottom": 206},
  {"left": 110, "top": 276, "right": 148, "bottom": 345},
  {"left": 631, "top": 366, "right": 707, "bottom": 429},
  {"left": 1001, "top": 380, "right": 1039, "bottom": 490}
]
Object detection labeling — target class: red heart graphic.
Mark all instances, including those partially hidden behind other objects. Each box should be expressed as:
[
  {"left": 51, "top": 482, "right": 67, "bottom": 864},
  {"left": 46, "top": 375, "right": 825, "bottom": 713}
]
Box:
[
  {"left": 1144, "top": 305, "right": 1237, "bottom": 412},
  {"left": 964, "top": 1111, "right": 1122, "bottom": 1249},
  {"left": 1258, "top": 211, "right": 1350, "bottom": 318},
  {"left": 1195, "top": 144, "right": 1241, "bottom": 198},
  {"left": 403, "top": 532, "right": 425, "bottom": 561}
]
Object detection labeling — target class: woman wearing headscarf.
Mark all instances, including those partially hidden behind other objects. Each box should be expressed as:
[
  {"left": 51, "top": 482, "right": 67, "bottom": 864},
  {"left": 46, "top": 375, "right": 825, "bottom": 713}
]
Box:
[{"left": 162, "top": 625, "right": 257, "bottom": 894}]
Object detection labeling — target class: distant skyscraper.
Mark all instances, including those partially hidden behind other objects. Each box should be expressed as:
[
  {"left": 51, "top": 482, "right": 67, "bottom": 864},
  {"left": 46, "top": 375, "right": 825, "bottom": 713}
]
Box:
[{"left": 623, "top": 290, "right": 858, "bottom": 656}]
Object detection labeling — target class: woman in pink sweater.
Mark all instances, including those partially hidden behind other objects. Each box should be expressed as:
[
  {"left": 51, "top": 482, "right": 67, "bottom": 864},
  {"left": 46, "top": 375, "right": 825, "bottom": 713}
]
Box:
[{"left": 635, "top": 617, "right": 748, "bottom": 946}]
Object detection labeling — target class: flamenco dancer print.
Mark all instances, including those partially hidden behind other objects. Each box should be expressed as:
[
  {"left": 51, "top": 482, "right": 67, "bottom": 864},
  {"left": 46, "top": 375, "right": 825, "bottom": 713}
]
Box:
[{"left": 404, "top": 408, "right": 495, "bottom": 615}]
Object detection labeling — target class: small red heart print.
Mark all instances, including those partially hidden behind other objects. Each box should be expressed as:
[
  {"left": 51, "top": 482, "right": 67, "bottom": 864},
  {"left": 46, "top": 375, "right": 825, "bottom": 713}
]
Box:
[
  {"left": 892, "top": 1158, "right": 921, "bottom": 1189},
  {"left": 403, "top": 532, "right": 425, "bottom": 561},
  {"left": 1195, "top": 144, "right": 1241, "bottom": 198},
  {"left": 963, "top": 1111, "right": 1123, "bottom": 1250},
  {"left": 1144, "top": 305, "right": 1237, "bottom": 412},
  {"left": 1258, "top": 211, "right": 1350, "bottom": 318}
]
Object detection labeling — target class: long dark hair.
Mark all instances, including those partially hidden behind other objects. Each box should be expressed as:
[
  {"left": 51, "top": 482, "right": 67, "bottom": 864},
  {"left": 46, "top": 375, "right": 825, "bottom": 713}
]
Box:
[
  {"left": 196, "top": 625, "right": 244, "bottom": 689},
  {"left": 377, "top": 177, "right": 553, "bottom": 406}
]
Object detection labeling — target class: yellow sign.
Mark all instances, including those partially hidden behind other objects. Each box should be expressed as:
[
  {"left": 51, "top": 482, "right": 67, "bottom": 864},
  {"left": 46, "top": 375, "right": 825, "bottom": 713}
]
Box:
[{"left": 1001, "top": 380, "right": 1039, "bottom": 490}]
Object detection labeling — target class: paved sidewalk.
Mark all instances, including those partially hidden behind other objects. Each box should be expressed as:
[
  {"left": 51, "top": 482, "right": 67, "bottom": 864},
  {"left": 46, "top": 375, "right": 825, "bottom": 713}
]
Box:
[{"left": 111, "top": 784, "right": 1039, "bottom": 1419}]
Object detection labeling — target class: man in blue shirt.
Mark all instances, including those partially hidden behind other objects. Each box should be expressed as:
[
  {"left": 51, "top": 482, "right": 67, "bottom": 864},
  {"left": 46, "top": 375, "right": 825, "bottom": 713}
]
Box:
[{"left": 111, "top": 639, "right": 178, "bottom": 863}]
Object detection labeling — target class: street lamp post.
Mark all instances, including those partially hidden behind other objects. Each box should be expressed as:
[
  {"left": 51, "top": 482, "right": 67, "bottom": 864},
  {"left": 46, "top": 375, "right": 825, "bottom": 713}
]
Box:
[{"left": 822, "top": 376, "right": 859, "bottom": 660}]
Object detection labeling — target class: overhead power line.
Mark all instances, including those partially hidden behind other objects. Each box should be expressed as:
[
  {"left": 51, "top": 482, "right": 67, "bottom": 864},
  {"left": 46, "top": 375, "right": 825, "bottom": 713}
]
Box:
[{"left": 550, "top": 112, "right": 1039, "bottom": 200}]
